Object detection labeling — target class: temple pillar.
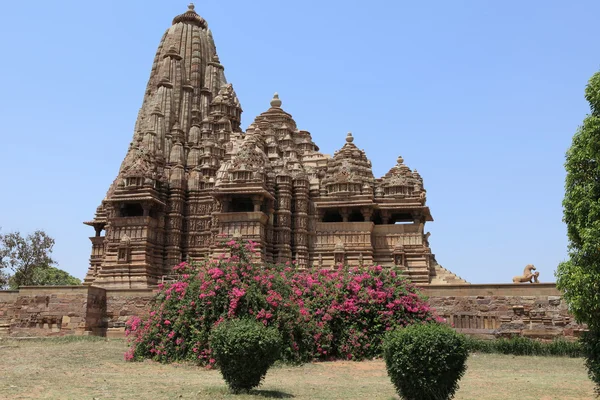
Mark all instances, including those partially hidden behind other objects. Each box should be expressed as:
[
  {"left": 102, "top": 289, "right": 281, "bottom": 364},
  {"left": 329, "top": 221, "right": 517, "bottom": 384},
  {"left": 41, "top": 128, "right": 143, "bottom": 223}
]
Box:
[
  {"left": 381, "top": 210, "right": 390, "bottom": 224},
  {"left": 361, "top": 207, "right": 373, "bottom": 222},
  {"left": 292, "top": 177, "right": 309, "bottom": 266},
  {"left": 274, "top": 174, "right": 292, "bottom": 263},
  {"left": 252, "top": 195, "right": 263, "bottom": 212},
  {"left": 340, "top": 208, "right": 349, "bottom": 223},
  {"left": 265, "top": 203, "right": 275, "bottom": 263}
]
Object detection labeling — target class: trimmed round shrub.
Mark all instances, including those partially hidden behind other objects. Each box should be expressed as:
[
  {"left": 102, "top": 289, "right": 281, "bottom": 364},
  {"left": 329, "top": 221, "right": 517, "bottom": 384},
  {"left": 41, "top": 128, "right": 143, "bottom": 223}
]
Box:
[
  {"left": 209, "top": 318, "right": 282, "bottom": 393},
  {"left": 383, "top": 323, "right": 468, "bottom": 400}
]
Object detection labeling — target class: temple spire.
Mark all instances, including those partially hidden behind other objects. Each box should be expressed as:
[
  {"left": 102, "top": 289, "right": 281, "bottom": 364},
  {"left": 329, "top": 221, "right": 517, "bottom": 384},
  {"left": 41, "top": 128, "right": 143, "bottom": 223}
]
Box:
[{"left": 84, "top": 5, "right": 462, "bottom": 289}]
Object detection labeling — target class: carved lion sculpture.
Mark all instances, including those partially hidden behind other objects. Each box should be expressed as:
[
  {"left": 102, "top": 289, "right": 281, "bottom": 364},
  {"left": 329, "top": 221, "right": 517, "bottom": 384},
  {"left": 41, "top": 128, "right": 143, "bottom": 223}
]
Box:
[{"left": 512, "top": 264, "right": 540, "bottom": 284}]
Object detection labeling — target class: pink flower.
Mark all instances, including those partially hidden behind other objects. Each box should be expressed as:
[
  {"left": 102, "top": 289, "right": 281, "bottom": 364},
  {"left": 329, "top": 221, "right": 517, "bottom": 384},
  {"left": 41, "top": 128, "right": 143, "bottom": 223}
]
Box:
[{"left": 208, "top": 268, "right": 224, "bottom": 279}]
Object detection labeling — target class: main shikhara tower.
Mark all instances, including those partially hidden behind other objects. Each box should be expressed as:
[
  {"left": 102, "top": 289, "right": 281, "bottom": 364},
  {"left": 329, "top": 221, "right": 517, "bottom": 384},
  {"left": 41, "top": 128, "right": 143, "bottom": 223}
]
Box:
[{"left": 84, "top": 4, "right": 466, "bottom": 288}]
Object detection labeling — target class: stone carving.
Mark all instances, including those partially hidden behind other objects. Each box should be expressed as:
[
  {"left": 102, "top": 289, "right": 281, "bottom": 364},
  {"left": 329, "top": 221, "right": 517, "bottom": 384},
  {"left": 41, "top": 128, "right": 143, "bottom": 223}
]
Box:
[
  {"left": 83, "top": 4, "right": 465, "bottom": 288},
  {"left": 512, "top": 265, "right": 540, "bottom": 284}
]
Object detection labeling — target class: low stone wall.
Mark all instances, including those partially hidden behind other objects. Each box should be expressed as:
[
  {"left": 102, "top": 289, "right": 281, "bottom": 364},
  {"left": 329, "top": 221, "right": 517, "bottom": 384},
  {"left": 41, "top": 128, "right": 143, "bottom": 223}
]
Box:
[
  {"left": 0, "top": 286, "right": 106, "bottom": 337},
  {"left": 104, "top": 288, "right": 156, "bottom": 337},
  {"left": 0, "top": 291, "right": 19, "bottom": 336},
  {"left": 0, "top": 286, "right": 156, "bottom": 338},
  {"left": 0, "top": 283, "right": 587, "bottom": 340},
  {"left": 420, "top": 283, "right": 586, "bottom": 340}
]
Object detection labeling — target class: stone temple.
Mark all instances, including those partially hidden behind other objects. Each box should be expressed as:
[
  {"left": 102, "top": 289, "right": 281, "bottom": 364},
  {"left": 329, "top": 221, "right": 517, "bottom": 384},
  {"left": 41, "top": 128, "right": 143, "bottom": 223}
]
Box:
[{"left": 84, "top": 4, "right": 466, "bottom": 288}]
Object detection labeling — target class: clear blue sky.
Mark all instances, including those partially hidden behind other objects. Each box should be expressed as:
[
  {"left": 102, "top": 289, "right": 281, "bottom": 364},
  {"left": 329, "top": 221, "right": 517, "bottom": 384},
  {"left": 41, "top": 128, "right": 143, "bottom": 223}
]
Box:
[{"left": 0, "top": 1, "right": 598, "bottom": 284}]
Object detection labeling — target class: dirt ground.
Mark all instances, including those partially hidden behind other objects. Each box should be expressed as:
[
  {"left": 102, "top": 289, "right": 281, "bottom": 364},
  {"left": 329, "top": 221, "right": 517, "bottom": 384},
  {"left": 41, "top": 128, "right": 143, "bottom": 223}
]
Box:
[{"left": 0, "top": 337, "right": 595, "bottom": 399}]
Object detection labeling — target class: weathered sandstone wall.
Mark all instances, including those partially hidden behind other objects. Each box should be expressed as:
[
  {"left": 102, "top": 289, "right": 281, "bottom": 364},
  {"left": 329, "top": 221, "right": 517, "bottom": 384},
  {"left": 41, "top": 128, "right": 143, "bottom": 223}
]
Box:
[
  {"left": 0, "top": 283, "right": 586, "bottom": 339},
  {"left": 0, "top": 286, "right": 155, "bottom": 337},
  {"left": 421, "top": 283, "right": 586, "bottom": 340},
  {"left": 104, "top": 289, "right": 155, "bottom": 337},
  {"left": 0, "top": 286, "right": 106, "bottom": 336}
]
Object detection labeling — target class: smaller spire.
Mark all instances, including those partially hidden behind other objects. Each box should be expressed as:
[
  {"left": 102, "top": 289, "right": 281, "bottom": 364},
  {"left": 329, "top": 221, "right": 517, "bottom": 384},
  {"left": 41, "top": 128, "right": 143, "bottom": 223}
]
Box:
[
  {"left": 346, "top": 132, "right": 354, "bottom": 143},
  {"left": 164, "top": 45, "right": 182, "bottom": 60},
  {"left": 270, "top": 92, "right": 282, "bottom": 108},
  {"left": 151, "top": 105, "right": 163, "bottom": 116}
]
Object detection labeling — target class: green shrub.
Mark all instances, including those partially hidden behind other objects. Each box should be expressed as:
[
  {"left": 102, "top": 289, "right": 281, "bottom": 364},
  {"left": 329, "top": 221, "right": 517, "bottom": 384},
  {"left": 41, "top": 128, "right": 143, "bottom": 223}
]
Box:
[
  {"left": 546, "top": 337, "right": 582, "bottom": 357},
  {"left": 496, "top": 336, "right": 542, "bottom": 356},
  {"left": 463, "top": 336, "right": 494, "bottom": 354},
  {"left": 464, "top": 336, "right": 582, "bottom": 357},
  {"left": 209, "top": 318, "right": 282, "bottom": 393},
  {"left": 383, "top": 323, "right": 468, "bottom": 400}
]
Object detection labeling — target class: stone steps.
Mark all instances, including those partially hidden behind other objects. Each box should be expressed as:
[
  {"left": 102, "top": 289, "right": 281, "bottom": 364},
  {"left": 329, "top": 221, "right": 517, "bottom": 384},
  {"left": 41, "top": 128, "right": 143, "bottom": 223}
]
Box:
[{"left": 0, "top": 322, "right": 10, "bottom": 337}]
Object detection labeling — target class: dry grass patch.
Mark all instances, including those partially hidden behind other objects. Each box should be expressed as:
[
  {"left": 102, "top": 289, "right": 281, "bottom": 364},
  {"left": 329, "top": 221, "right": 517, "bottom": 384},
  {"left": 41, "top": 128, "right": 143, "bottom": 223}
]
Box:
[{"left": 0, "top": 337, "right": 595, "bottom": 399}]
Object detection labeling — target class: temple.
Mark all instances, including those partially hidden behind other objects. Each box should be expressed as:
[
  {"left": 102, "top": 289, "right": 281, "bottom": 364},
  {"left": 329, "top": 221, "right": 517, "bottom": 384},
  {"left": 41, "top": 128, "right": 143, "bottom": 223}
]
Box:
[{"left": 84, "top": 4, "right": 467, "bottom": 288}]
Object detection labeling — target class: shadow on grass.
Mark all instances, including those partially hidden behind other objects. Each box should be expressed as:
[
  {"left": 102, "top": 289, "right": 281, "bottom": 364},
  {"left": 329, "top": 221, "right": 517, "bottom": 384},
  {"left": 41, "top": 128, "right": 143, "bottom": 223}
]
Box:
[
  {"left": 203, "top": 386, "right": 295, "bottom": 399},
  {"left": 248, "top": 389, "right": 294, "bottom": 398}
]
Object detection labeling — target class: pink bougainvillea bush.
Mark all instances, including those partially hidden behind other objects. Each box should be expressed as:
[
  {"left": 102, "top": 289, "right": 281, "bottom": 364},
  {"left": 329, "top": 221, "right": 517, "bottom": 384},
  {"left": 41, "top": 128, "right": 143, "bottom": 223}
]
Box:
[
  {"left": 125, "top": 240, "right": 440, "bottom": 365},
  {"left": 290, "top": 264, "right": 442, "bottom": 360}
]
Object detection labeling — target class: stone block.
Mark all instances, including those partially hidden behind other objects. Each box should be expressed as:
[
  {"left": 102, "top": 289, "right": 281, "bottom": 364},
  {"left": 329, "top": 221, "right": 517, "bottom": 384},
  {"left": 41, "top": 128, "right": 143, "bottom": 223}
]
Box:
[
  {"left": 522, "top": 328, "right": 562, "bottom": 340},
  {"left": 548, "top": 296, "right": 561, "bottom": 306},
  {"left": 106, "top": 328, "right": 126, "bottom": 339},
  {"left": 512, "top": 305, "right": 525, "bottom": 316}
]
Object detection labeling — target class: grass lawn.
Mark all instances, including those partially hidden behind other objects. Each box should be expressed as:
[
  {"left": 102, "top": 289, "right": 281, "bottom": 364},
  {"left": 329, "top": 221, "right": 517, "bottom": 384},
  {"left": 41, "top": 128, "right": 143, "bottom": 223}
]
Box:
[{"left": 0, "top": 337, "right": 595, "bottom": 400}]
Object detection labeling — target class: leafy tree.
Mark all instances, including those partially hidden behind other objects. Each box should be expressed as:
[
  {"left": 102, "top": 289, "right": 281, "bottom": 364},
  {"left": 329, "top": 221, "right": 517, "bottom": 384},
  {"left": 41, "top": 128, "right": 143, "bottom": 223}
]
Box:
[
  {"left": 556, "top": 71, "right": 600, "bottom": 393},
  {"left": 0, "top": 267, "right": 8, "bottom": 289},
  {"left": 0, "top": 229, "right": 57, "bottom": 288},
  {"left": 8, "top": 266, "right": 81, "bottom": 289}
]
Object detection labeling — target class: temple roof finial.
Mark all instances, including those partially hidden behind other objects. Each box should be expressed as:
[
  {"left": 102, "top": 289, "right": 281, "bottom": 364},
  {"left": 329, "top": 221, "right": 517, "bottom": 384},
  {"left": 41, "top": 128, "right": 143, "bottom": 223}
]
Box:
[
  {"left": 270, "top": 92, "right": 282, "bottom": 108},
  {"left": 346, "top": 132, "right": 354, "bottom": 143},
  {"left": 173, "top": 3, "right": 207, "bottom": 28},
  {"left": 397, "top": 155, "right": 404, "bottom": 164}
]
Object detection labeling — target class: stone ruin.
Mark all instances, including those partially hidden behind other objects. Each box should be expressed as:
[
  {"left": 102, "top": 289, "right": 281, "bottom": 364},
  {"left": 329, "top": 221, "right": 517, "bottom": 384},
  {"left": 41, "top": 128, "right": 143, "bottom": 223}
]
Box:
[{"left": 83, "top": 4, "right": 467, "bottom": 288}]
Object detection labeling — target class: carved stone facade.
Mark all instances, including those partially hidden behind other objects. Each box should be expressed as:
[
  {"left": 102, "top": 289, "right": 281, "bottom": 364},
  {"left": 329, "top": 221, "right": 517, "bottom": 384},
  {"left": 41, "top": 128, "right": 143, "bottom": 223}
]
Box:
[{"left": 84, "top": 5, "right": 466, "bottom": 288}]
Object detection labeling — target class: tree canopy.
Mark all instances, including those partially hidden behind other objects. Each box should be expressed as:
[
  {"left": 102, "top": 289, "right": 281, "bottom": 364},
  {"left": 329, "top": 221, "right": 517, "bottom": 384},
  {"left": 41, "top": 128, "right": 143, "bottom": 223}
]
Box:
[
  {"left": 556, "top": 72, "right": 600, "bottom": 326},
  {"left": 556, "top": 71, "right": 600, "bottom": 393},
  {"left": 0, "top": 229, "right": 80, "bottom": 289}
]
